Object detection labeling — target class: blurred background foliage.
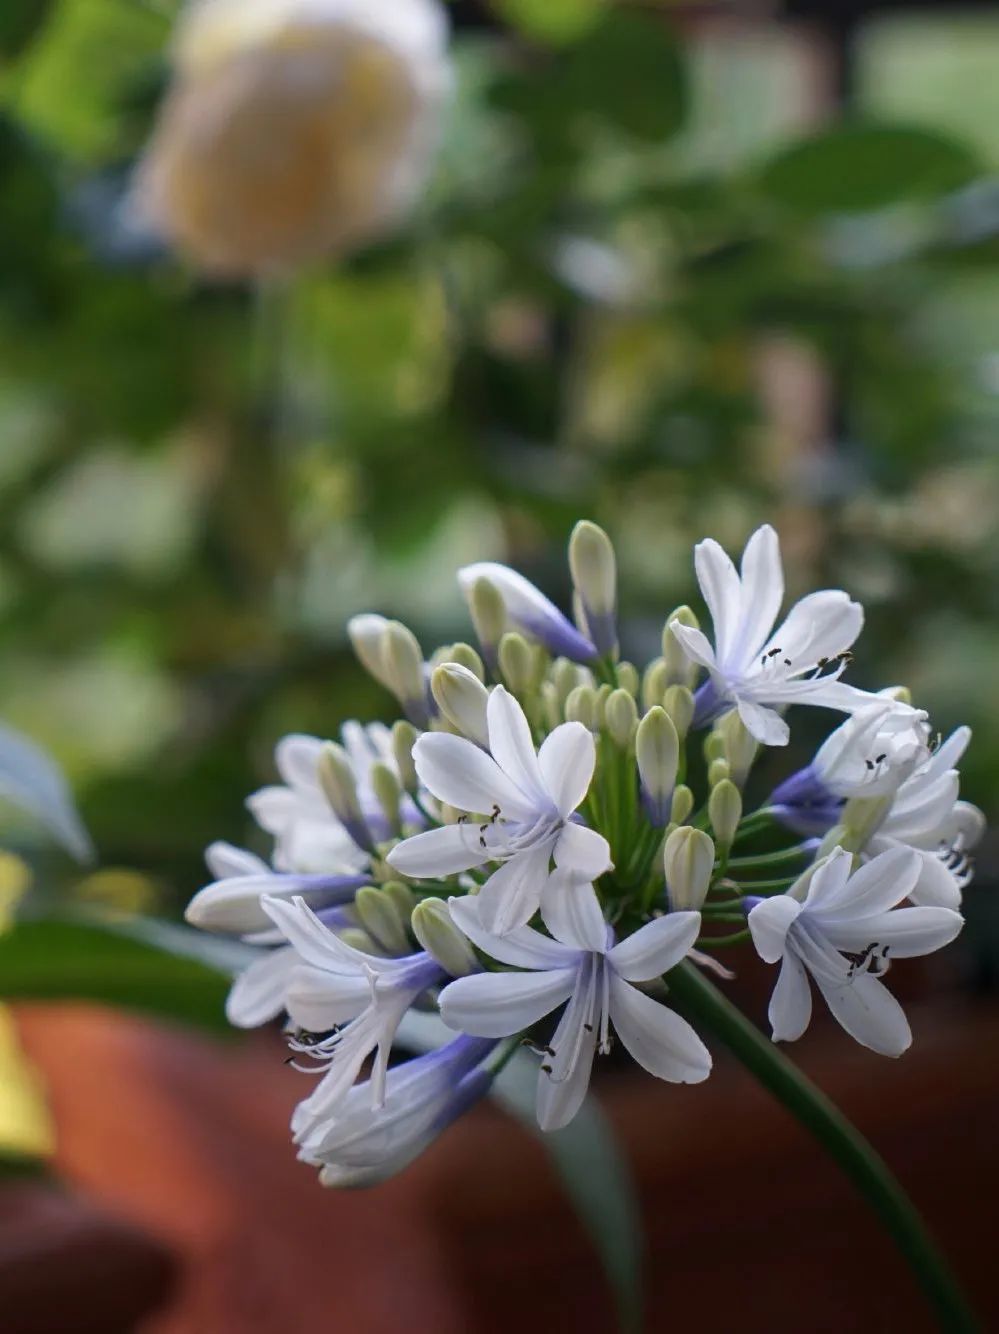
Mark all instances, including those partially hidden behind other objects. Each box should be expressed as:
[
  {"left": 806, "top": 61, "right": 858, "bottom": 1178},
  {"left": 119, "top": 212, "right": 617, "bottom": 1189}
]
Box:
[{"left": 0, "top": 0, "right": 998, "bottom": 949}]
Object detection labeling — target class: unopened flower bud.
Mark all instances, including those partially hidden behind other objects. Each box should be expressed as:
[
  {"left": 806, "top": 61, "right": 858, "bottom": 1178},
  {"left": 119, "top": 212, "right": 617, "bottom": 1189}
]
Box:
[
  {"left": 370, "top": 763, "right": 402, "bottom": 837},
  {"left": 382, "top": 620, "right": 429, "bottom": 727},
  {"left": 671, "top": 785, "right": 694, "bottom": 825},
  {"left": 565, "top": 684, "right": 598, "bottom": 730},
  {"left": 552, "top": 658, "right": 584, "bottom": 709},
  {"left": 662, "top": 685, "right": 695, "bottom": 739},
  {"left": 840, "top": 795, "right": 894, "bottom": 850},
  {"left": 355, "top": 886, "right": 410, "bottom": 955},
  {"left": 412, "top": 898, "right": 479, "bottom": 977},
  {"left": 392, "top": 721, "right": 419, "bottom": 794},
  {"left": 704, "top": 732, "right": 726, "bottom": 764},
  {"left": 664, "top": 826, "right": 715, "bottom": 912},
  {"left": 431, "top": 663, "right": 489, "bottom": 747},
  {"left": 540, "top": 681, "right": 561, "bottom": 732},
  {"left": 568, "top": 520, "right": 618, "bottom": 656},
  {"left": 709, "top": 779, "right": 742, "bottom": 848},
  {"left": 467, "top": 576, "right": 507, "bottom": 668},
  {"left": 338, "top": 926, "right": 385, "bottom": 956},
  {"left": 636, "top": 707, "right": 679, "bottom": 826},
  {"left": 348, "top": 613, "right": 393, "bottom": 690},
  {"left": 498, "top": 632, "right": 534, "bottom": 695},
  {"left": 663, "top": 606, "right": 700, "bottom": 688},
  {"left": 708, "top": 757, "right": 731, "bottom": 788},
  {"left": 615, "top": 661, "right": 639, "bottom": 696},
  {"left": 605, "top": 688, "right": 638, "bottom": 749},
  {"left": 593, "top": 684, "right": 612, "bottom": 729},
  {"left": 641, "top": 659, "right": 668, "bottom": 712},
  {"left": 447, "top": 643, "right": 485, "bottom": 681},
  {"left": 717, "top": 712, "right": 757, "bottom": 788},
  {"left": 318, "top": 743, "right": 373, "bottom": 851}
]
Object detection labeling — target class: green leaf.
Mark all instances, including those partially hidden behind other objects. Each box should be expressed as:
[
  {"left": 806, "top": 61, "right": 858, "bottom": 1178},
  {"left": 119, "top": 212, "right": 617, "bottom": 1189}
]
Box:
[
  {"left": 668, "top": 963, "right": 979, "bottom": 1333},
  {"left": 0, "top": 917, "right": 234, "bottom": 1031},
  {"left": 0, "top": 0, "right": 57, "bottom": 60},
  {"left": 492, "top": 0, "right": 608, "bottom": 46},
  {"left": 759, "top": 122, "right": 981, "bottom": 214},
  {"left": 563, "top": 11, "right": 687, "bottom": 143}
]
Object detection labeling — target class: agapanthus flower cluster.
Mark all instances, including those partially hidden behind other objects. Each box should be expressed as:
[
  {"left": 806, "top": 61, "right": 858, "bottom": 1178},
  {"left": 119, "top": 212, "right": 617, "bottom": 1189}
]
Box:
[{"left": 185, "top": 521, "right": 980, "bottom": 1186}]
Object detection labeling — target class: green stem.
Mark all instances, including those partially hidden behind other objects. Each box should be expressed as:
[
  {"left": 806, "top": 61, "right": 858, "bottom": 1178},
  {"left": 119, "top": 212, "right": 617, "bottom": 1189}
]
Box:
[
  {"left": 695, "top": 928, "right": 751, "bottom": 948},
  {"left": 727, "top": 844, "right": 814, "bottom": 869},
  {"left": 667, "top": 963, "right": 980, "bottom": 1334}
]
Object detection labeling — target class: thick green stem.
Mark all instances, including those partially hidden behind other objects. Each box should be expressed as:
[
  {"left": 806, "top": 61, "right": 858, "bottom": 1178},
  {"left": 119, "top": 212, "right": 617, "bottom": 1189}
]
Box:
[{"left": 667, "top": 963, "right": 979, "bottom": 1333}]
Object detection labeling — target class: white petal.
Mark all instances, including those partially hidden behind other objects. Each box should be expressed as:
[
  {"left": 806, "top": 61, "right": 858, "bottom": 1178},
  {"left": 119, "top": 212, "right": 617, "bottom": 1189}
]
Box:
[
  {"left": 800, "top": 847, "right": 854, "bottom": 912},
  {"left": 810, "top": 846, "right": 918, "bottom": 920},
  {"left": 736, "top": 525, "right": 784, "bottom": 662},
  {"left": 821, "top": 906, "right": 963, "bottom": 959},
  {"left": 225, "top": 947, "right": 295, "bottom": 1028},
  {"left": 766, "top": 590, "right": 864, "bottom": 668},
  {"left": 669, "top": 622, "right": 717, "bottom": 672},
  {"left": 536, "top": 983, "right": 599, "bottom": 1131},
  {"left": 882, "top": 772, "right": 960, "bottom": 846},
  {"left": 813, "top": 973, "right": 911, "bottom": 1057},
  {"left": 448, "top": 894, "right": 580, "bottom": 970},
  {"left": 918, "top": 726, "right": 971, "bottom": 784},
  {"left": 537, "top": 723, "right": 595, "bottom": 817},
  {"left": 608, "top": 912, "right": 701, "bottom": 982},
  {"left": 275, "top": 733, "right": 323, "bottom": 792},
  {"left": 540, "top": 873, "right": 607, "bottom": 952},
  {"left": 439, "top": 968, "right": 576, "bottom": 1038},
  {"left": 906, "top": 850, "right": 963, "bottom": 910},
  {"left": 608, "top": 974, "right": 711, "bottom": 1083},
  {"left": 486, "top": 688, "right": 545, "bottom": 804},
  {"left": 413, "top": 731, "right": 537, "bottom": 821},
  {"left": 284, "top": 964, "right": 372, "bottom": 1031},
  {"left": 261, "top": 895, "right": 351, "bottom": 972},
  {"left": 737, "top": 699, "right": 789, "bottom": 746},
  {"left": 475, "top": 843, "right": 553, "bottom": 934},
  {"left": 554, "top": 821, "right": 612, "bottom": 878},
  {"left": 747, "top": 895, "right": 803, "bottom": 964},
  {"left": 185, "top": 875, "right": 339, "bottom": 935},
  {"left": 693, "top": 538, "right": 742, "bottom": 666},
  {"left": 0, "top": 721, "right": 92, "bottom": 861},
  {"left": 204, "top": 841, "right": 269, "bottom": 880},
  {"left": 387, "top": 822, "right": 489, "bottom": 878},
  {"left": 768, "top": 951, "right": 812, "bottom": 1042}
]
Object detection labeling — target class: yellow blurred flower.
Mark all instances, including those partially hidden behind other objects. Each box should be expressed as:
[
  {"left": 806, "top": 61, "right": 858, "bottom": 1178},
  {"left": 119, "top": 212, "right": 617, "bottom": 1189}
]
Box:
[{"left": 135, "top": 0, "right": 451, "bottom": 277}]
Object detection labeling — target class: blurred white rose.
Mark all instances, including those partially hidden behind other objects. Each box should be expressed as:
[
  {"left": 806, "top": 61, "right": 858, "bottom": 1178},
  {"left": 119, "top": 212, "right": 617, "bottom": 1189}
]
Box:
[{"left": 135, "top": 0, "right": 451, "bottom": 277}]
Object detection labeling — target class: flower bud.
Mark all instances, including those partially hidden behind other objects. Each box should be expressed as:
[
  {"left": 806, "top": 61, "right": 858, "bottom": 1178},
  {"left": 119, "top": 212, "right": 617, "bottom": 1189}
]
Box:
[
  {"left": 348, "top": 613, "right": 393, "bottom": 690},
  {"left": 540, "top": 681, "right": 561, "bottom": 732},
  {"left": 318, "top": 742, "right": 373, "bottom": 852},
  {"left": 338, "top": 926, "right": 385, "bottom": 956},
  {"left": 662, "top": 684, "right": 695, "bottom": 739},
  {"left": 467, "top": 576, "right": 507, "bottom": 669},
  {"left": 615, "top": 661, "right": 639, "bottom": 696},
  {"left": 431, "top": 663, "right": 490, "bottom": 747},
  {"left": 670, "top": 785, "right": 694, "bottom": 826},
  {"left": 447, "top": 643, "right": 484, "bottom": 681},
  {"left": 664, "top": 826, "right": 715, "bottom": 912},
  {"left": 459, "top": 562, "right": 596, "bottom": 663},
  {"left": 593, "top": 684, "right": 612, "bottom": 730},
  {"left": 708, "top": 779, "right": 742, "bottom": 848},
  {"left": 717, "top": 711, "right": 757, "bottom": 788},
  {"left": 605, "top": 688, "right": 638, "bottom": 749},
  {"left": 370, "top": 762, "right": 402, "bottom": 837},
  {"left": 498, "top": 632, "right": 534, "bottom": 696},
  {"left": 707, "top": 757, "right": 731, "bottom": 788},
  {"left": 355, "top": 885, "right": 411, "bottom": 955},
  {"left": 565, "top": 684, "right": 598, "bottom": 730},
  {"left": 663, "top": 607, "right": 700, "bottom": 688},
  {"left": 382, "top": 620, "right": 429, "bottom": 727},
  {"left": 840, "top": 794, "right": 894, "bottom": 850},
  {"left": 392, "top": 721, "right": 419, "bottom": 795},
  {"left": 552, "top": 658, "right": 587, "bottom": 709},
  {"left": 704, "top": 732, "right": 726, "bottom": 764},
  {"left": 641, "top": 659, "right": 668, "bottom": 712},
  {"left": 568, "top": 520, "right": 617, "bottom": 656},
  {"left": 636, "top": 707, "right": 679, "bottom": 826},
  {"left": 412, "top": 898, "right": 478, "bottom": 977}
]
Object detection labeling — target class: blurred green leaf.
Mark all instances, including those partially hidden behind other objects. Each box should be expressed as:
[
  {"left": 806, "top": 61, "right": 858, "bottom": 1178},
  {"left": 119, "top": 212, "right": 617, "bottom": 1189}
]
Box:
[
  {"left": 493, "top": 0, "right": 608, "bottom": 46},
  {"left": 0, "top": 917, "right": 233, "bottom": 1030},
  {"left": 564, "top": 10, "right": 687, "bottom": 143},
  {"left": 0, "top": 0, "right": 57, "bottom": 60},
  {"left": 759, "top": 122, "right": 981, "bottom": 214}
]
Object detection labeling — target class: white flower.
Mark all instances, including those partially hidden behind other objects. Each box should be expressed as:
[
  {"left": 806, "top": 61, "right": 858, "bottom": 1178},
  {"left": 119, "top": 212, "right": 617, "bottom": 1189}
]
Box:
[
  {"left": 861, "top": 728, "right": 984, "bottom": 909},
  {"left": 748, "top": 846, "right": 963, "bottom": 1056},
  {"left": 387, "top": 687, "right": 611, "bottom": 933},
  {"left": 458, "top": 562, "right": 598, "bottom": 663},
  {"left": 134, "top": 0, "right": 450, "bottom": 277},
  {"left": 296, "top": 1034, "right": 495, "bottom": 1185},
  {"left": 671, "top": 525, "right": 872, "bottom": 746},
  {"left": 263, "top": 894, "right": 445, "bottom": 1135},
  {"left": 440, "top": 883, "right": 710, "bottom": 1131}
]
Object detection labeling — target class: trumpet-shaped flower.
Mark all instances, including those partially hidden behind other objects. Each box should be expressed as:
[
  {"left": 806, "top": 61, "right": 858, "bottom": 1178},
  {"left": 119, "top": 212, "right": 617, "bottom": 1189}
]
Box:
[
  {"left": 387, "top": 687, "right": 611, "bottom": 933},
  {"left": 458, "top": 562, "right": 598, "bottom": 663},
  {"left": 858, "top": 728, "right": 984, "bottom": 909},
  {"left": 670, "top": 525, "right": 872, "bottom": 746},
  {"left": 296, "top": 1035, "right": 495, "bottom": 1185},
  {"left": 264, "top": 894, "right": 445, "bottom": 1135},
  {"left": 747, "top": 846, "right": 963, "bottom": 1056},
  {"left": 440, "top": 885, "right": 710, "bottom": 1131}
]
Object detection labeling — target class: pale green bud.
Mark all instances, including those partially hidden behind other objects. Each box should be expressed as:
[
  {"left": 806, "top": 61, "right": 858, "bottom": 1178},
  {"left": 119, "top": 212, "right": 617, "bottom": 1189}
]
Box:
[
  {"left": 708, "top": 779, "right": 742, "bottom": 847},
  {"left": 391, "top": 721, "right": 419, "bottom": 794},
  {"left": 552, "top": 658, "right": 584, "bottom": 709},
  {"left": 318, "top": 743, "right": 368, "bottom": 841},
  {"left": 605, "top": 688, "right": 638, "bottom": 749},
  {"left": 431, "top": 663, "right": 490, "bottom": 747},
  {"left": 663, "top": 606, "right": 700, "bottom": 688},
  {"left": 469, "top": 577, "right": 507, "bottom": 663},
  {"left": 670, "top": 785, "right": 694, "bottom": 825},
  {"left": 641, "top": 659, "right": 668, "bottom": 712},
  {"left": 704, "top": 732, "right": 726, "bottom": 764},
  {"left": 355, "top": 886, "right": 410, "bottom": 955},
  {"left": 382, "top": 621, "right": 427, "bottom": 724},
  {"left": 498, "top": 632, "right": 534, "bottom": 695},
  {"left": 707, "top": 757, "right": 731, "bottom": 788},
  {"left": 593, "top": 684, "right": 612, "bottom": 729},
  {"left": 565, "top": 684, "right": 598, "bottom": 730},
  {"left": 541, "top": 681, "right": 561, "bottom": 732},
  {"left": 615, "top": 661, "right": 639, "bottom": 697},
  {"left": 347, "top": 613, "right": 392, "bottom": 690},
  {"left": 370, "top": 763, "right": 402, "bottom": 836},
  {"left": 636, "top": 707, "right": 679, "bottom": 826},
  {"left": 383, "top": 880, "right": 417, "bottom": 924},
  {"left": 447, "top": 643, "right": 485, "bottom": 681},
  {"left": 338, "top": 926, "right": 384, "bottom": 956},
  {"left": 717, "top": 711, "right": 757, "bottom": 788},
  {"left": 662, "top": 684, "right": 695, "bottom": 739},
  {"left": 411, "top": 898, "right": 479, "bottom": 977},
  {"left": 664, "top": 826, "right": 715, "bottom": 912},
  {"left": 569, "top": 521, "right": 617, "bottom": 656},
  {"left": 840, "top": 795, "right": 893, "bottom": 850}
]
